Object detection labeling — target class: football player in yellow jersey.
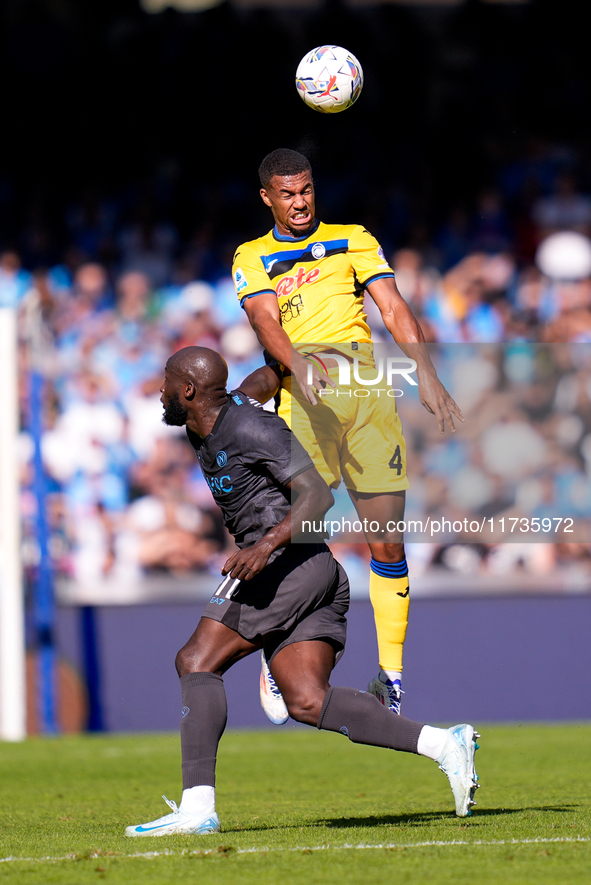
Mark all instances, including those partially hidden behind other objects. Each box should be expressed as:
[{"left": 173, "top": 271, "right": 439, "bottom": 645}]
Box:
[{"left": 233, "top": 148, "right": 463, "bottom": 719}]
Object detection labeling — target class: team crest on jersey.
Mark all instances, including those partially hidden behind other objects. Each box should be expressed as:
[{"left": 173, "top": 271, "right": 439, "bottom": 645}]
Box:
[
  {"left": 311, "top": 242, "right": 326, "bottom": 259},
  {"left": 216, "top": 451, "right": 228, "bottom": 467},
  {"left": 234, "top": 267, "right": 248, "bottom": 293}
]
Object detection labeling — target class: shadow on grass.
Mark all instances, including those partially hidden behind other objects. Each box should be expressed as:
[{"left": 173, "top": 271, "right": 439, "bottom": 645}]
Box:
[
  {"left": 224, "top": 805, "right": 578, "bottom": 834},
  {"left": 321, "top": 805, "right": 579, "bottom": 829}
]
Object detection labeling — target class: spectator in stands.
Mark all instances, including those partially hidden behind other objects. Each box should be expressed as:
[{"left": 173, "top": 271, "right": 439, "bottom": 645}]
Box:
[{"left": 531, "top": 170, "right": 591, "bottom": 241}]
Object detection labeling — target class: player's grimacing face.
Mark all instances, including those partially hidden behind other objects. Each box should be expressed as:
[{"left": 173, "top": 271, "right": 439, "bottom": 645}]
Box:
[{"left": 260, "top": 171, "right": 316, "bottom": 238}]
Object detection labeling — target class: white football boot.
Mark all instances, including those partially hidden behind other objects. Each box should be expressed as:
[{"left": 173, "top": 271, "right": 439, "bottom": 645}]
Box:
[
  {"left": 125, "top": 796, "right": 220, "bottom": 837},
  {"left": 259, "top": 650, "right": 289, "bottom": 725},
  {"left": 436, "top": 724, "right": 481, "bottom": 817}
]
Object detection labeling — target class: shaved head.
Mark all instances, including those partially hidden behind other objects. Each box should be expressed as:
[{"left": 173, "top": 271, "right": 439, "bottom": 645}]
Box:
[
  {"left": 166, "top": 346, "right": 228, "bottom": 393},
  {"left": 161, "top": 347, "right": 229, "bottom": 432}
]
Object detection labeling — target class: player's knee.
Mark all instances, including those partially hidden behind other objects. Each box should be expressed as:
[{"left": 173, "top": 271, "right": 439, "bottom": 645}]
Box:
[
  {"left": 175, "top": 645, "right": 191, "bottom": 676},
  {"left": 175, "top": 643, "right": 208, "bottom": 676},
  {"left": 285, "top": 690, "right": 325, "bottom": 727}
]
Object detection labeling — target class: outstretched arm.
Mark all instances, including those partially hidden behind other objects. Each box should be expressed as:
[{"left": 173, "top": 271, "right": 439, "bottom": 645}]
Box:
[
  {"left": 221, "top": 467, "right": 333, "bottom": 580},
  {"left": 237, "top": 363, "right": 281, "bottom": 405},
  {"left": 243, "top": 293, "right": 334, "bottom": 405},
  {"left": 367, "top": 276, "right": 464, "bottom": 433}
]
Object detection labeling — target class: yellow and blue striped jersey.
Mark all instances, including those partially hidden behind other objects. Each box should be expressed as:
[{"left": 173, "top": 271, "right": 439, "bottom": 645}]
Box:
[{"left": 232, "top": 221, "right": 394, "bottom": 353}]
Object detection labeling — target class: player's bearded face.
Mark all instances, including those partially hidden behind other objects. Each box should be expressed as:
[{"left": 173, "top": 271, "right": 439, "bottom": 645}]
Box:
[
  {"left": 162, "top": 389, "right": 189, "bottom": 426},
  {"left": 261, "top": 171, "right": 316, "bottom": 238}
]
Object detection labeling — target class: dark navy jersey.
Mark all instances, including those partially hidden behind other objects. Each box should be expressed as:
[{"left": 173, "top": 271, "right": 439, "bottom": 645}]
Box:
[{"left": 186, "top": 390, "right": 313, "bottom": 553}]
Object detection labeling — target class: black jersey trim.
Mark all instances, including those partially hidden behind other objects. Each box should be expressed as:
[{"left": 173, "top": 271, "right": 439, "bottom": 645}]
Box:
[
  {"left": 289, "top": 462, "right": 315, "bottom": 484},
  {"left": 185, "top": 396, "right": 232, "bottom": 450},
  {"left": 359, "top": 271, "right": 396, "bottom": 288},
  {"left": 272, "top": 219, "right": 320, "bottom": 242},
  {"left": 264, "top": 242, "right": 349, "bottom": 280},
  {"left": 361, "top": 270, "right": 396, "bottom": 289},
  {"left": 240, "top": 288, "right": 276, "bottom": 306},
  {"left": 186, "top": 426, "right": 200, "bottom": 452},
  {"left": 209, "top": 397, "right": 232, "bottom": 436}
]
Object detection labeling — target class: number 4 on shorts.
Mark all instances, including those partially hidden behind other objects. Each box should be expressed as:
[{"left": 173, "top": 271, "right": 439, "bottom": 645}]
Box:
[{"left": 389, "top": 445, "right": 403, "bottom": 475}]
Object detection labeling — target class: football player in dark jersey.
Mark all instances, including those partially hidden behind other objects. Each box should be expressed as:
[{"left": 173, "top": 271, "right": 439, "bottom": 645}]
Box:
[{"left": 125, "top": 346, "right": 479, "bottom": 838}]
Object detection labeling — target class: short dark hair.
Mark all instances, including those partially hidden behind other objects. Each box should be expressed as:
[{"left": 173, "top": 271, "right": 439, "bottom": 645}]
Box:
[{"left": 258, "top": 149, "right": 312, "bottom": 188}]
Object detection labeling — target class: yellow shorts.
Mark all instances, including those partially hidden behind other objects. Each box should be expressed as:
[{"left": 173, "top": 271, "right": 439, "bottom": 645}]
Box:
[{"left": 279, "top": 369, "right": 409, "bottom": 494}]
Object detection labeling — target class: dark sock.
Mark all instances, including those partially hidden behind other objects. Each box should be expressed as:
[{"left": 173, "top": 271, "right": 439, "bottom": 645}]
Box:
[
  {"left": 180, "top": 672, "right": 227, "bottom": 789},
  {"left": 317, "top": 686, "right": 423, "bottom": 753}
]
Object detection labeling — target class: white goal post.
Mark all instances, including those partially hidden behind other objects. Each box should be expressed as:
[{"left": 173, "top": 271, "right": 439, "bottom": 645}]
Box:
[{"left": 0, "top": 307, "right": 26, "bottom": 741}]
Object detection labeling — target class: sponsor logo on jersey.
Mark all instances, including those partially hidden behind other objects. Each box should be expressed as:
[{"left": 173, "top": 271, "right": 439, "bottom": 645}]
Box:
[
  {"left": 276, "top": 266, "right": 320, "bottom": 299},
  {"left": 280, "top": 293, "right": 305, "bottom": 324},
  {"left": 181, "top": 706, "right": 190, "bottom": 718},
  {"left": 209, "top": 597, "right": 226, "bottom": 605},
  {"left": 234, "top": 267, "right": 248, "bottom": 293},
  {"left": 216, "top": 450, "right": 228, "bottom": 467},
  {"left": 205, "top": 474, "right": 233, "bottom": 495},
  {"left": 311, "top": 242, "right": 326, "bottom": 259}
]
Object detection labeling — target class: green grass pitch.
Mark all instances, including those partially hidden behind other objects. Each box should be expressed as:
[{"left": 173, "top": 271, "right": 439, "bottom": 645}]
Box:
[{"left": 1, "top": 724, "right": 590, "bottom": 884}]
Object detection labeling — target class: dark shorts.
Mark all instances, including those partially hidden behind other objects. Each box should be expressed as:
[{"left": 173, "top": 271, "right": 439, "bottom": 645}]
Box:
[{"left": 201, "top": 543, "right": 349, "bottom": 662}]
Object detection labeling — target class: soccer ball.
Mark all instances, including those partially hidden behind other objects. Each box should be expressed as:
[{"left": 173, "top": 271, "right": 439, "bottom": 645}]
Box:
[{"left": 295, "top": 45, "right": 363, "bottom": 114}]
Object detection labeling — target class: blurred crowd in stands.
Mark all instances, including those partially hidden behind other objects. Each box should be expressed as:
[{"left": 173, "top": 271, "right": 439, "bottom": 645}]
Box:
[{"left": 3, "top": 134, "right": 591, "bottom": 597}]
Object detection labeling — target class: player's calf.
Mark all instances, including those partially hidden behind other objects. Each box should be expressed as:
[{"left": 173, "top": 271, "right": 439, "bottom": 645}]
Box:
[
  {"left": 317, "top": 686, "right": 481, "bottom": 817},
  {"left": 318, "top": 685, "right": 421, "bottom": 751},
  {"left": 269, "top": 640, "right": 334, "bottom": 726}
]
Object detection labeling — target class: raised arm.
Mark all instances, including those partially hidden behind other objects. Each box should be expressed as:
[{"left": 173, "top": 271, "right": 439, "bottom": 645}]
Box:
[
  {"left": 366, "top": 276, "right": 464, "bottom": 432},
  {"left": 243, "top": 293, "right": 333, "bottom": 405}
]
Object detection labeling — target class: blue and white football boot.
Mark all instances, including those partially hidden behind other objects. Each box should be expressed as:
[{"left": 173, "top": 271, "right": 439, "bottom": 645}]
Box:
[
  {"left": 125, "top": 796, "right": 220, "bottom": 837},
  {"left": 260, "top": 650, "right": 289, "bottom": 725},
  {"left": 436, "top": 724, "right": 481, "bottom": 817},
  {"left": 367, "top": 674, "right": 403, "bottom": 715}
]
